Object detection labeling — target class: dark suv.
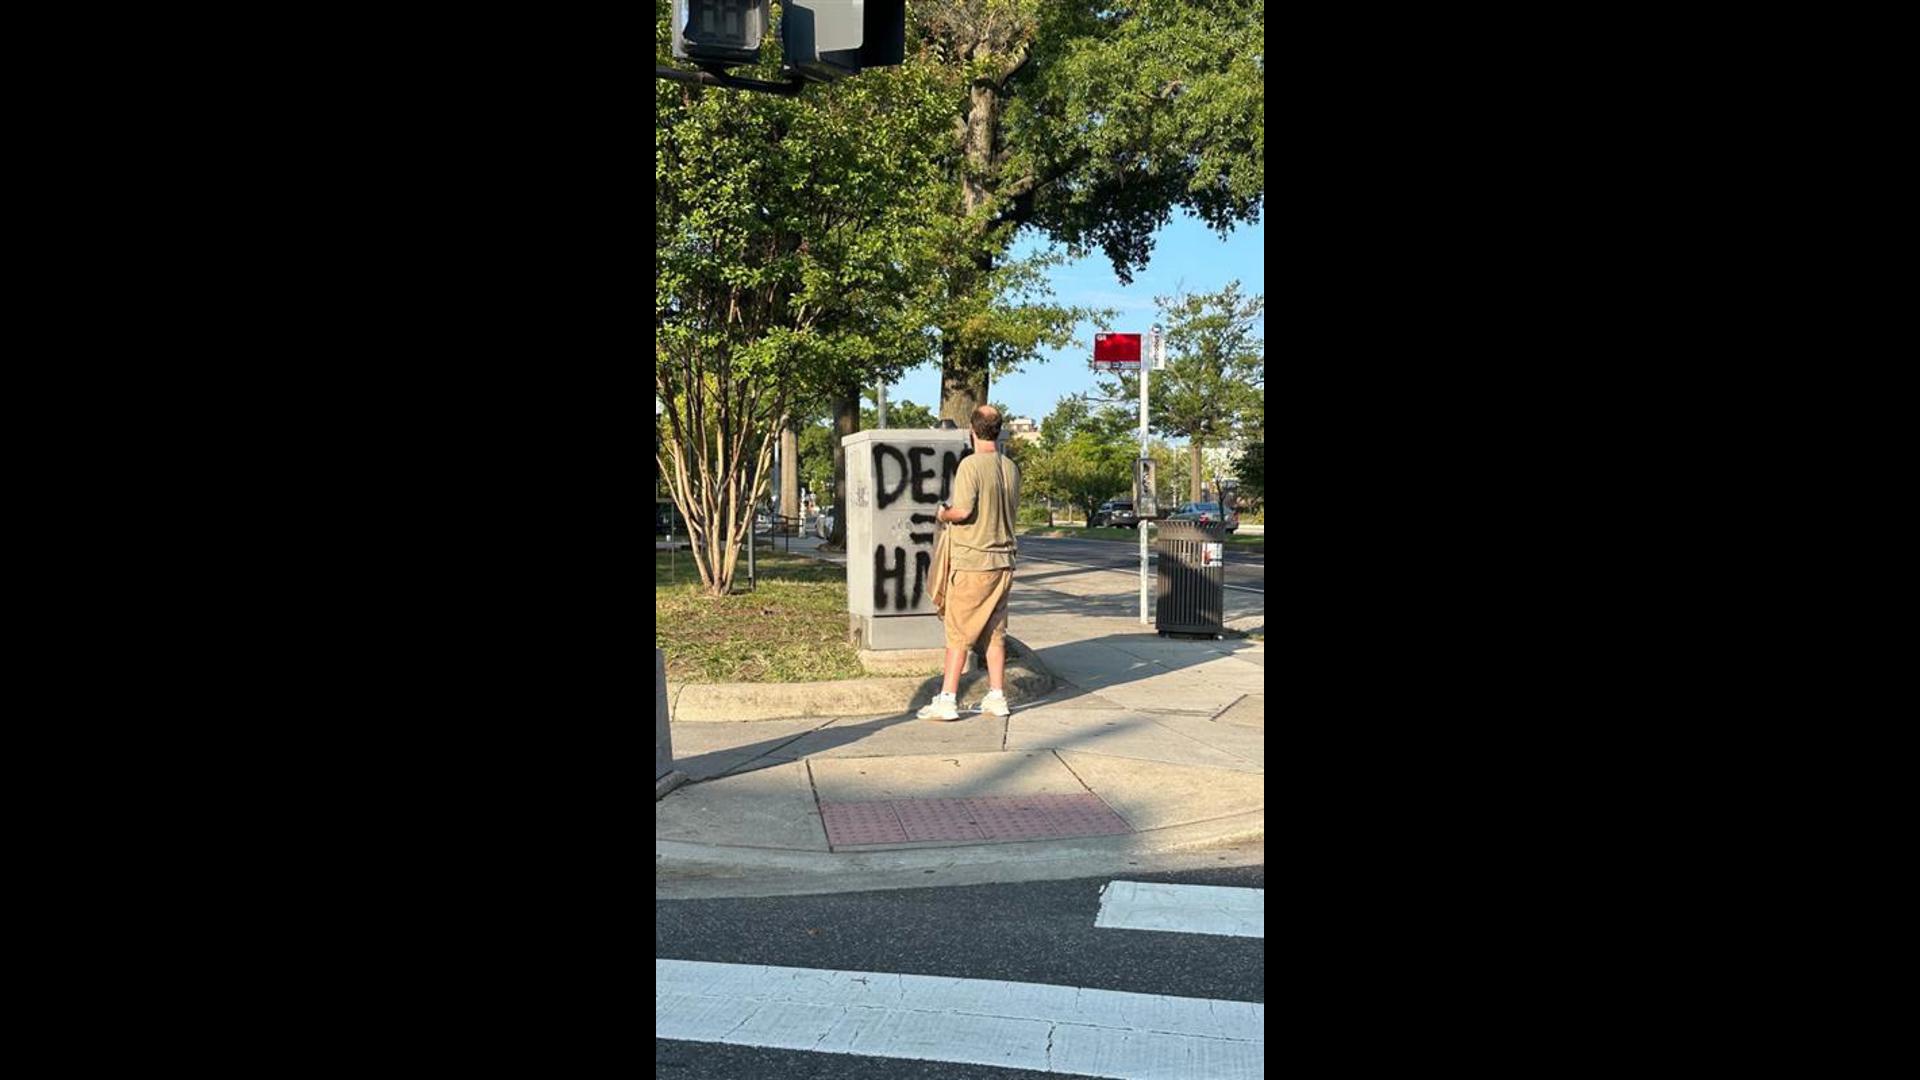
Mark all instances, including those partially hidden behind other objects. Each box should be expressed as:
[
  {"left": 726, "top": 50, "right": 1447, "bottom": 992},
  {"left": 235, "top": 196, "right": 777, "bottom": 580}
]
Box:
[{"left": 1090, "top": 499, "right": 1140, "bottom": 528}]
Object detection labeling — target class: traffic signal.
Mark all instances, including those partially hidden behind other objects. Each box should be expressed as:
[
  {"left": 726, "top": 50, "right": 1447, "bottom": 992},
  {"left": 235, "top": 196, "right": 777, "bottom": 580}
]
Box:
[
  {"left": 672, "top": 0, "right": 770, "bottom": 66},
  {"left": 782, "top": 1, "right": 905, "bottom": 81}
]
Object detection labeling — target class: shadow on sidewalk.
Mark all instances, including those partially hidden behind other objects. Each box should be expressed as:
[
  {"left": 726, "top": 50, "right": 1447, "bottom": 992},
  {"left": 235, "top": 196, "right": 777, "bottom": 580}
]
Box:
[{"left": 670, "top": 625, "right": 1261, "bottom": 789}]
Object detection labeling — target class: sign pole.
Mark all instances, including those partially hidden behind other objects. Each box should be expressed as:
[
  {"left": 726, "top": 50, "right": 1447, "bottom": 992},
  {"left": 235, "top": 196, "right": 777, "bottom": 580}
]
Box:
[{"left": 1139, "top": 327, "right": 1156, "bottom": 625}]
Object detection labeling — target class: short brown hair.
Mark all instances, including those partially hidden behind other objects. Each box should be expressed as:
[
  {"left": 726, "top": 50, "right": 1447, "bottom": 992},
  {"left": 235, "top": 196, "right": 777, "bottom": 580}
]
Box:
[{"left": 970, "top": 405, "right": 1002, "bottom": 441}]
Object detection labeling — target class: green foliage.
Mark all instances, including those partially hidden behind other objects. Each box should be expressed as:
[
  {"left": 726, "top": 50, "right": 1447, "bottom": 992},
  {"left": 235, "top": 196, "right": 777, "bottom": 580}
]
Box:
[
  {"left": 1037, "top": 395, "right": 1135, "bottom": 452},
  {"left": 1233, "top": 440, "right": 1265, "bottom": 502},
  {"left": 906, "top": 0, "right": 1264, "bottom": 419},
  {"left": 1008, "top": 1, "right": 1266, "bottom": 282},
  {"left": 1103, "top": 281, "right": 1263, "bottom": 449},
  {"left": 908, "top": 0, "right": 1263, "bottom": 287},
  {"left": 656, "top": 4, "right": 960, "bottom": 592},
  {"left": 860, "top": 393, "right": 940, "bottom": 430},
  {"left": 797, "top": 422, "right": 837, "bottom": 498},
  {"left": 1025, "top": 432, "right": 1133, "bottom": 522}
]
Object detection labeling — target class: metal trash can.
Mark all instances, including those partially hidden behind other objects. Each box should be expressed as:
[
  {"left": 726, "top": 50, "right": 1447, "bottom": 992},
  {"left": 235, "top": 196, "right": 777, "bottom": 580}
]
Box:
[{"left": 1155, "top": 521, "right": 1227, "bottom": 637}]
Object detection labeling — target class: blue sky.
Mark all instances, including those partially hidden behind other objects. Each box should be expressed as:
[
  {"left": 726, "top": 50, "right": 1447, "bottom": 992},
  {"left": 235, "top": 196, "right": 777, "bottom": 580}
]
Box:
[{"left": 882, "top": 211, "right": 1265, "bottom": 425}]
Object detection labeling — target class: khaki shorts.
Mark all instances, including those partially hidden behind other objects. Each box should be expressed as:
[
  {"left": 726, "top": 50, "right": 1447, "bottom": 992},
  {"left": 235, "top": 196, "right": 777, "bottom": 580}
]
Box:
[{"left": 943, "top": 569, "right": 1012, "bottom": 649}]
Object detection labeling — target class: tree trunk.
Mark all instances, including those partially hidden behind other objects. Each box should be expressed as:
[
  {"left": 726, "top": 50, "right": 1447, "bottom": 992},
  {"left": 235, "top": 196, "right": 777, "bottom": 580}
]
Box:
[
  {"left": 1190, "top": 442, "right": 1205, "bottom": 503},
  {"left": 939, "top": 311, "right": 990, "bottom": 427},
  {"left": 939, "top": 66, "right": 1003, "bottom": 426},
  {"left": 779, "top": 419, "right": 799, "bottom": 532},
  {"left": 828, "top": 390, "right": 858, "bottom": 550}
]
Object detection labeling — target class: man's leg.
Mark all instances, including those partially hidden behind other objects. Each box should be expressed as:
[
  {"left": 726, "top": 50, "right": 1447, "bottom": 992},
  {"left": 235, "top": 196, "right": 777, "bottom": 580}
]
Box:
[
  {"left": 984, "top": 637, "right": 1006, "bottom": 692},
  {"left": 942, "top": 643, "right": 968, "bottom": 695}
]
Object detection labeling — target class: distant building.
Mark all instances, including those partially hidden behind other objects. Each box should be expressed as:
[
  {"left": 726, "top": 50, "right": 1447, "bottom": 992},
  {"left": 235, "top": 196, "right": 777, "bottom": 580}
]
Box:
[{"left": 1007, "top": 417, "right": 1041, "bottom": 443}]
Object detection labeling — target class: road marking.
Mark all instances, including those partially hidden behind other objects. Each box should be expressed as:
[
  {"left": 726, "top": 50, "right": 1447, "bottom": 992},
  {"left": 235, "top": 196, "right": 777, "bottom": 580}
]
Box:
[
  {"left": 1095, "top": 881, "right": 1265, "bottom": 938},
  {"left": 657, "top": 958, "right": 1263, "bottom": 1079},
  {"left": 1018, "top": 555, "right": 1266, "bottom": 595}
]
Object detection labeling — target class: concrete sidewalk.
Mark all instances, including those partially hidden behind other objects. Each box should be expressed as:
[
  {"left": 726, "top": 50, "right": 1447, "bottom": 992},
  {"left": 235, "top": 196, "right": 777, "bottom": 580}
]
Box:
[{"left": 657, "top": 561, "right": 1265, "bottom": 894}]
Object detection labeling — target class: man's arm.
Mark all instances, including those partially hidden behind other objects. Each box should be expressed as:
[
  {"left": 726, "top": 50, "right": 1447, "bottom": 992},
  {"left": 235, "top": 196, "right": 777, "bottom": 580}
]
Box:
[{"left": 940, "top": 461, "right": 978, "bottom": 524}]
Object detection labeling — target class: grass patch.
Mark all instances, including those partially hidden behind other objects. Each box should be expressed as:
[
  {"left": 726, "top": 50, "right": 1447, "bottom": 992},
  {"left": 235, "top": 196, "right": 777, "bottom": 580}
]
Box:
[
  {"left": 654, "top": 550, "right": 867, "bottom": 684},
  {"left": 1018, "top": 525, "right": 1144, "bottom": 542}
]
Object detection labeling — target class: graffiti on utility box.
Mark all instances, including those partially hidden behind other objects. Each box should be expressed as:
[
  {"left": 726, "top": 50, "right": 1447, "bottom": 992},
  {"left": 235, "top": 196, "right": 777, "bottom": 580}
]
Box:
[
  {"left": 845, "top": 430, "right": 974, "bottom": 620},
  {"left": 869, "top": 442, "right": 969, "bottom": 610}
]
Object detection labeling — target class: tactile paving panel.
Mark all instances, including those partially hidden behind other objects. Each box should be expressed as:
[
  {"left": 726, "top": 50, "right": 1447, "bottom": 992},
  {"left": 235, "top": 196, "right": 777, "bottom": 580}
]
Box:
[
  {"left": 819, "top": 801, "right": 908, "bottom": 846},
  {"left": 820, "top": 794, "right": 1132, "bottom": 849},
  {"left": 893, "top": 798, "right": 986, "bottom": 842}
]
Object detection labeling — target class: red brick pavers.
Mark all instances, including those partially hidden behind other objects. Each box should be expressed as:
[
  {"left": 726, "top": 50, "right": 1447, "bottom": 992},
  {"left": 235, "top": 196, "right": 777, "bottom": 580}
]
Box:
[{"left": 819, "top": 793, "right": 1132, "bottom": 850}]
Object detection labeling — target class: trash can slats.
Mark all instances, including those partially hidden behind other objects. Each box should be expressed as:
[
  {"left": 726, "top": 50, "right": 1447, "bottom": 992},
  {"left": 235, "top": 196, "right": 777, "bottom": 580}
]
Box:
[{"left": 1155, "top": 522, "right": 1227, "bottom": 636}]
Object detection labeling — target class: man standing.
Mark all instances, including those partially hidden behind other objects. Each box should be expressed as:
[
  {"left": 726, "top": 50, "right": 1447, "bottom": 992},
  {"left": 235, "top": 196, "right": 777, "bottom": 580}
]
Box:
[{"left": 919, "top": 406, "right": 1021, "bottom": 721}]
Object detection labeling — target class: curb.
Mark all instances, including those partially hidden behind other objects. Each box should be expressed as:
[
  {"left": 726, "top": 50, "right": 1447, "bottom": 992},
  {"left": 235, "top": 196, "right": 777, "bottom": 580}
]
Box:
[
  {"left": 670, "top": 638, "right": 1053, "bottom": 722},
  {"left": 656, "top": 809, "right": 1264, "bottom": 879}
]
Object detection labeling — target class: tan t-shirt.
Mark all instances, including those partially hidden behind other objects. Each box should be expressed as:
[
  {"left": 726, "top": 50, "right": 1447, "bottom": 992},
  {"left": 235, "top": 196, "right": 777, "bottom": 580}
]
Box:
[{"left": 948, "top": 451, "right": 1020, "bottom": 571}]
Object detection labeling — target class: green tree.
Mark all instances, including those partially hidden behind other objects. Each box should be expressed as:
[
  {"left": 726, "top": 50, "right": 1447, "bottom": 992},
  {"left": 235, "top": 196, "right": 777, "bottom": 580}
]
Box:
[
  {"left": 860, "top": 394, "right": 939, "bottom": 430},
  {"left": 1232, "top": 441, "right": 1264, "bottom": 505},
  {"left": 797, "top": 422, "right": 837, "bottom": 503},
  {"left": 907, "top": 0, "right": 1266, "bottom": 422},
  {"left": 1037, "top": 395, "right": 1133, "bottom": 452},
  {"left": 655, "top": 7, "right": 956, "bottom": 591},
  {"left": 1103, "top": 282, "right": 1263, "bottom": 500},
  {"left": 1032, "top": 434, "right": 1133, "bottom": 523}
]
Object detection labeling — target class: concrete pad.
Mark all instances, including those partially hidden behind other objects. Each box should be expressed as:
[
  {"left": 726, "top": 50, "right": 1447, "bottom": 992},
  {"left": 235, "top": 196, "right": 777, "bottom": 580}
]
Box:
[
  {"left": 1005, "top": 708, "right": 1261, "bottom": 773},
  {"left": 1083, "top": 674, "right": 1247, "bottom": 715},
  {"left": 1144, "top": 713, "right": 1265, "bottom": 771},
  {"left": 1178, "top": 655, "right": 1266, "bottom": 689},
  {"left": 1101, "top": 636, "right": 1230, "bottom": 665},
  {"left": 669, "top": 717, "right": 833, "bottom": 780},
  {"left": 1026, "top": 644, "right": 1165, "bottom": 686},
  {"left": 654, "top": 761, "right": 829, "bottom": 851},
  {"left": 1054, "top": 751, "right": 1264, "bottom": 832},
  {"left": 766, "top": 713, "right": 1008, "bottom": 763},
  {"left": 807, "top": 751, "right": 1087, "bottom": 803},
  {"left": 1215, "top": 695, "right": 1264, "bottom": 728}
]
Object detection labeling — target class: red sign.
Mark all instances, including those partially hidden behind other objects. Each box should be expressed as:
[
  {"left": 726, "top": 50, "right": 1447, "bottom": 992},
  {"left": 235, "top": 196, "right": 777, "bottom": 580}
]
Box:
[{"left": 1093, "top": 332, "right": 1142, "bottom": 367}]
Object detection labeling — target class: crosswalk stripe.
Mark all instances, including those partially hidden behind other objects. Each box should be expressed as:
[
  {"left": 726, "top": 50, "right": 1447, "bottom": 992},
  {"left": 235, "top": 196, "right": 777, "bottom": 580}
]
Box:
[
  {"left": 657, "top": 958, "right": 1263, "bottom": 1079},
  {"left": 1094, "top": 881, "right": 1265, "bottom": 938}
]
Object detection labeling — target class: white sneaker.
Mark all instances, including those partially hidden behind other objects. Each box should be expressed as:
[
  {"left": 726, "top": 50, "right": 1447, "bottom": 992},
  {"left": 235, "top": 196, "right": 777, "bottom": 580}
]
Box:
[
  {"left": 980, "top": 689, "right": 1011, "bottom": 717},
  {"left": 917, "top": 693, "right": 960, "bottom": 721}
]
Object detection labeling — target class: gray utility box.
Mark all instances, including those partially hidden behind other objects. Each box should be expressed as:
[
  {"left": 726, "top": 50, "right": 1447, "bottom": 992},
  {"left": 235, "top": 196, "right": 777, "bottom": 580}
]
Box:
[
  {"left": 1156, "top": 522, "right": 1228, "bottom": 636},
  {"left": 843, "top": 428, "right": 975, "bottom": 650}
]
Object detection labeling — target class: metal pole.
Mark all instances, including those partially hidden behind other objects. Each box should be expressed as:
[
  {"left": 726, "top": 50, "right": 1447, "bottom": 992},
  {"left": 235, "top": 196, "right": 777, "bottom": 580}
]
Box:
[
  {"left": 1140, "top": 328, "right": 1156, "bottom": 624},
  {"left": 877, "top": 385, "right": 888, "bottom": 428}
]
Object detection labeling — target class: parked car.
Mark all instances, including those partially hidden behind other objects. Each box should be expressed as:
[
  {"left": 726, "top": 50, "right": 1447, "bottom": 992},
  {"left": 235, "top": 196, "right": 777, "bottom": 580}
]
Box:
[
  {"left": 1090, "top": 499, "right": 1140, "bottom": 528},
  {"left": 1168, "top": 501, "right": 1239, "bottom": 533},
  {"left": 816, "top": 507, "right": 837, "bottom": 539}
]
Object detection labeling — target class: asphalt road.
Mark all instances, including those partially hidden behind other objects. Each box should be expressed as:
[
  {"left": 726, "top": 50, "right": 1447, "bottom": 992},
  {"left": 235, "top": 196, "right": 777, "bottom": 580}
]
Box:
[
  {"left": 657, "top": 864, "right": 1266, "bottom": 1080},
  {"left": 1017, "top": 534, "right": 1266, "bottom": 594}
]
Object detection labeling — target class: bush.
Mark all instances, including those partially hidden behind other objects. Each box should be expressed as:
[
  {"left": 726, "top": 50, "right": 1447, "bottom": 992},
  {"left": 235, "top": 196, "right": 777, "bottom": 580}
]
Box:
[{"left": 1017, "top": 504, "right": 1052, "bottom": 526}]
